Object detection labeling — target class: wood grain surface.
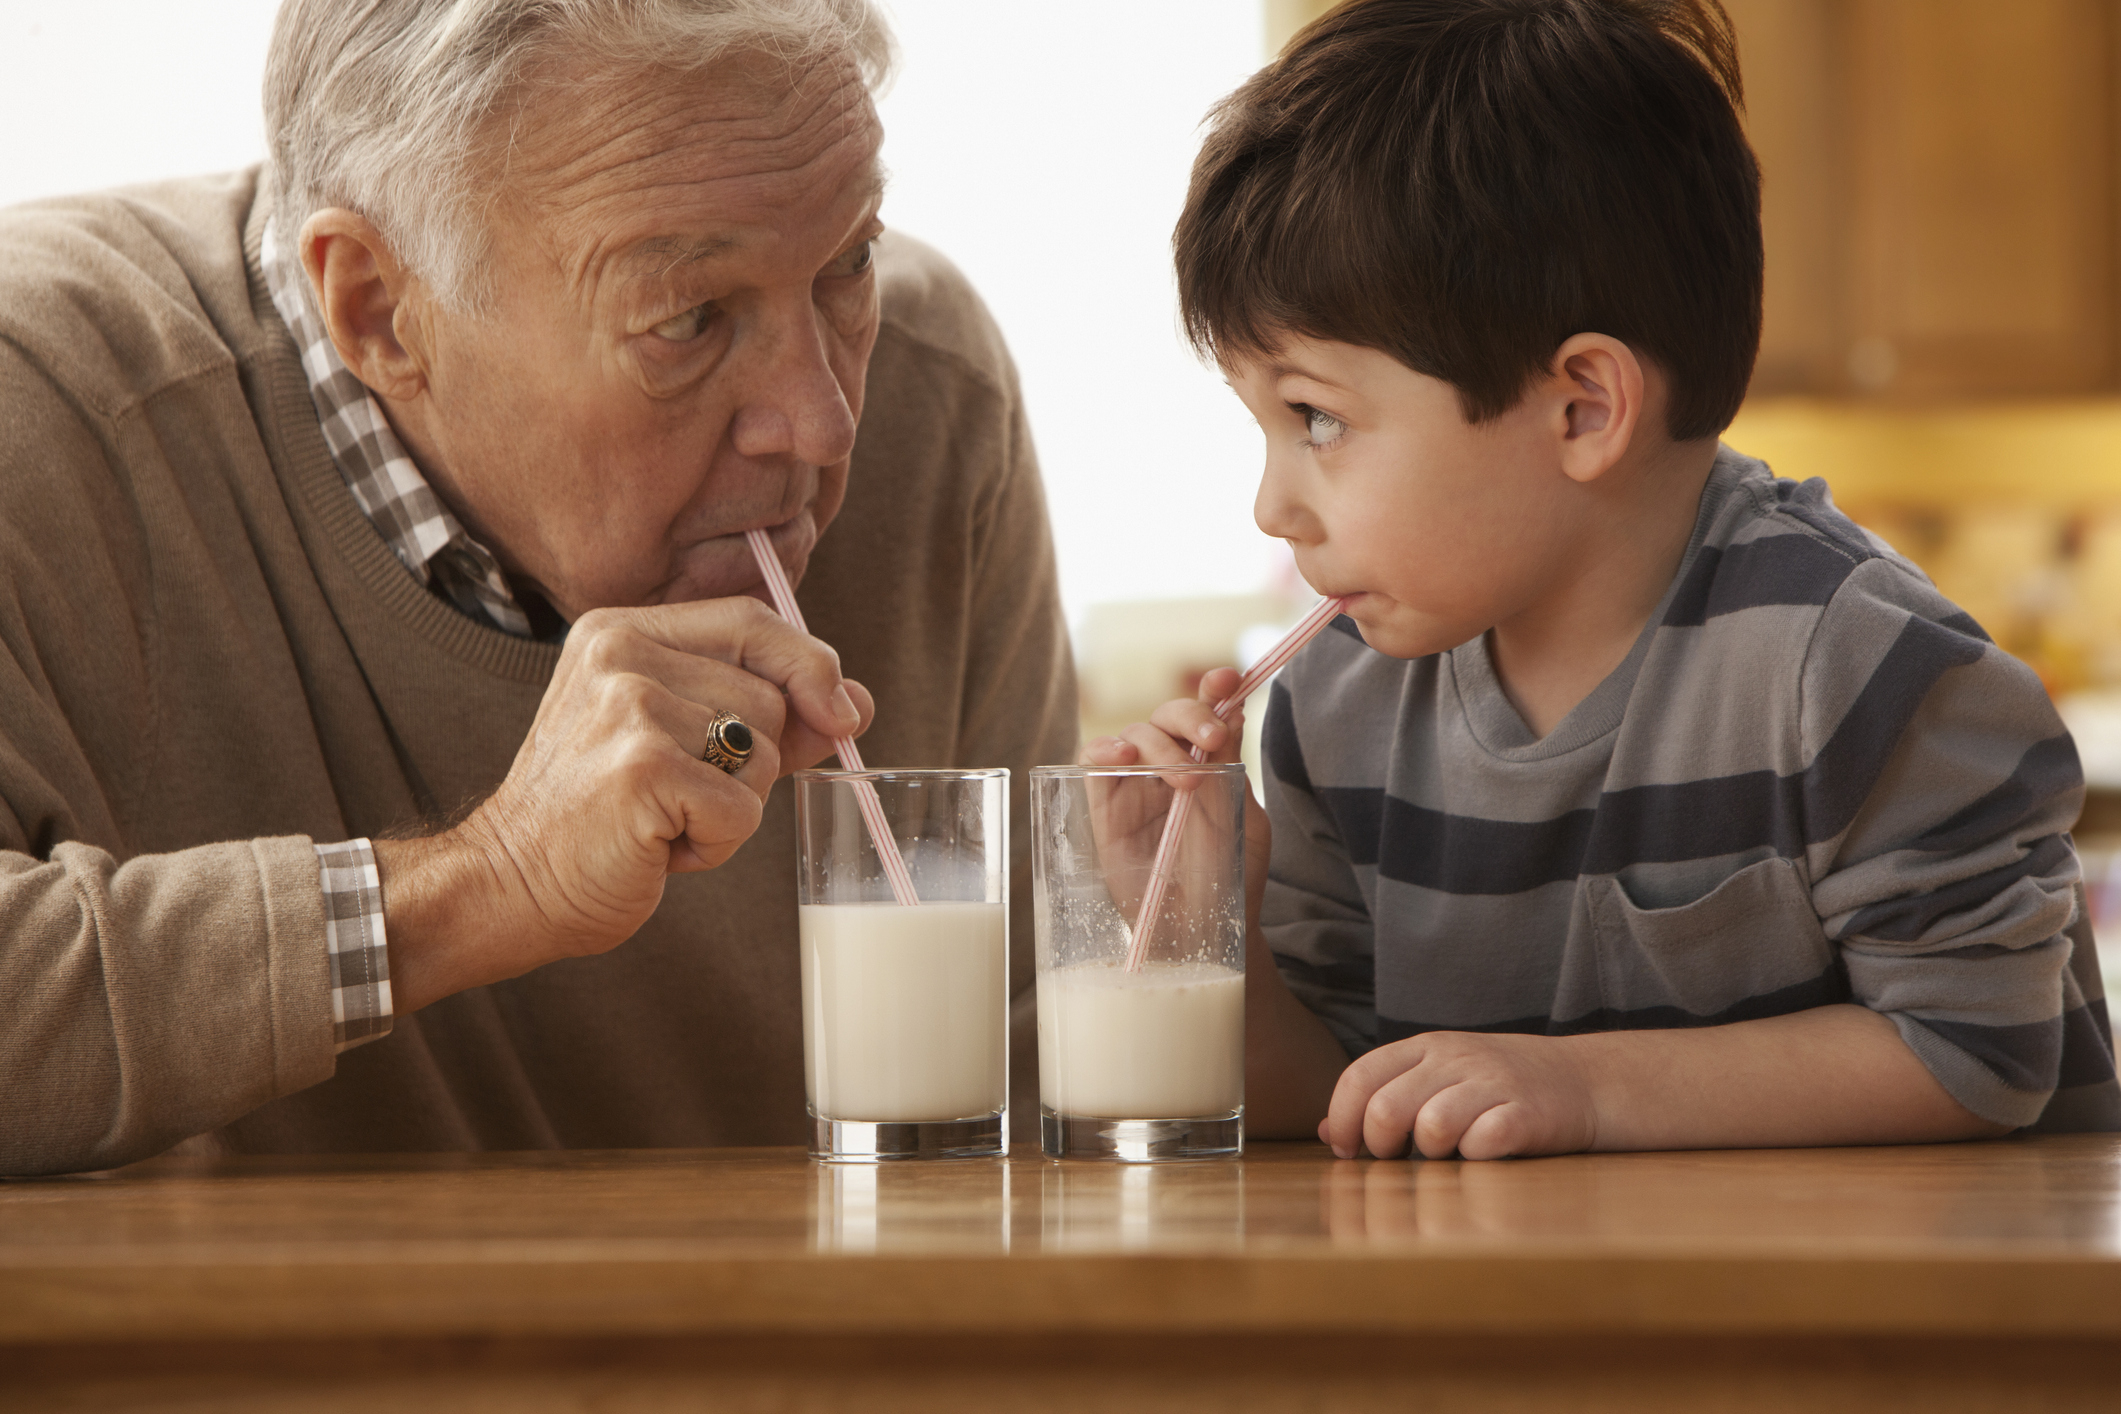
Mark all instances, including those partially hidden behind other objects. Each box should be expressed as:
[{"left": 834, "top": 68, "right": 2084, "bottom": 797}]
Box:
[{"left": 6, "top": 1136, "right": 2121, "bottom": 1410}]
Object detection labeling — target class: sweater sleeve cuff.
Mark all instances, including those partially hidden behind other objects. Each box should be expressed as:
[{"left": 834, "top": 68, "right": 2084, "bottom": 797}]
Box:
[{"left": 314, "top": 839, "right": 394, "bottom": 1052}]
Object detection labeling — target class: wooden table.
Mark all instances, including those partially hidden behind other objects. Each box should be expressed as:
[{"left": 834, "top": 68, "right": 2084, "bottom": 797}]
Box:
[{"left": 6, "top": 1137, "right": 2121, "bottom": 1411}]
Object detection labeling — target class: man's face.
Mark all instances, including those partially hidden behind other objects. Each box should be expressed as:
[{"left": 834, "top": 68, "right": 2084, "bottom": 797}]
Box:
[
  {"left": 399, "top": 52, "right": 885, "bottom": 620},
  {"left": 1226, "top": 336, "right": 1584, "bottom": 660}
]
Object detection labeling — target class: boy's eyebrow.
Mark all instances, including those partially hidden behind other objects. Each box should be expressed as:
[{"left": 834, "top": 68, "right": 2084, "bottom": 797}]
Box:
[{"left": 1267, "top": 358, "right": 1352, "bottom": 393}]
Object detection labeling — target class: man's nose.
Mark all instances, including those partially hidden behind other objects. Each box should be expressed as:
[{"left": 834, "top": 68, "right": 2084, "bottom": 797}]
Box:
[{"left": 728, "top": 304, "right": 859, "bottom": 467}]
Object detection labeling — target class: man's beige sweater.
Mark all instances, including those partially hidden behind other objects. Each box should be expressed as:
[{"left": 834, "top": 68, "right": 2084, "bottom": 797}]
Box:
[{"left": 0, "top": 172, "right": 1077, "bottom": 1174}]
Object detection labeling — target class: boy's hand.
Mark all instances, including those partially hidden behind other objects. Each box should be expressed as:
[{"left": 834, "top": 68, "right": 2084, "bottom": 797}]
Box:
[
  {"left": 1321, "top": 1031, "right": 1600, "bottom": 1160},
  {"left": 1081, "top": 667, "right": 1268, "bottom": 926}
]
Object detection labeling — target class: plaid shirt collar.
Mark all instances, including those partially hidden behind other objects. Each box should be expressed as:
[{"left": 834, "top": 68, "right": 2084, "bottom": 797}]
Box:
[{"left": 260, "top": 226, "right": 533, "bottom": 639}]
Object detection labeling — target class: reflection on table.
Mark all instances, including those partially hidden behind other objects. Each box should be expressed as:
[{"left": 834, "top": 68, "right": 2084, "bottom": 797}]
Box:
[{"left": 10, "top": 1139, "right": 2121, "bottom": 1414}]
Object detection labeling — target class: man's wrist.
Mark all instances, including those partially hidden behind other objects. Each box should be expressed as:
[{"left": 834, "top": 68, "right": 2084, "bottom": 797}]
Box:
[{"left": 370, "top": 821, "right": 540, "bottom": 1014}]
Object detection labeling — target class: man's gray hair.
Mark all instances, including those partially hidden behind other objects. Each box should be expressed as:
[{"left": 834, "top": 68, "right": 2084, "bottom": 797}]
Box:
[{"left": 264, "top": 0, "right": 893, "bottom": 311}]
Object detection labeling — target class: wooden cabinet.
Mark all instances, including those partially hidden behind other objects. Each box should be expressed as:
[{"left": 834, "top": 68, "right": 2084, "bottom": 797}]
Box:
[
  {"left": 1734, "top": 0, "right": 2115, "bottom": 400},
  {"left": 1271, "top": 0, "right": 2121, "bottom": 402}
]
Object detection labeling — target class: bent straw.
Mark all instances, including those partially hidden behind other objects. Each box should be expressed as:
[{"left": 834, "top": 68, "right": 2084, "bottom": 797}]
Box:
[
  {"left": 745, "top": 528, "right": 920, "bottom": 907},
  {"left": 1123, "top": 595, "right": 1349, "bottom": 972}
]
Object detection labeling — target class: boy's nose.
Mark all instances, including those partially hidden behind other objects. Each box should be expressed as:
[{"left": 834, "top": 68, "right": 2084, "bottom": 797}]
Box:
[{"left": 1254, "top": 456, "right": 1312, "bottom": 544}]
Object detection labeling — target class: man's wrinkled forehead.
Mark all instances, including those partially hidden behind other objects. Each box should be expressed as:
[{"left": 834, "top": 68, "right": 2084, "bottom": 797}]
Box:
[{"left": 497, "top": 48, "right": 883, "bottom": 259}]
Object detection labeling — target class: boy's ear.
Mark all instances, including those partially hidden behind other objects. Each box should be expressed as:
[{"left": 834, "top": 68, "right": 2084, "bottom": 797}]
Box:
[{"left": 1548, "top": 333, "right": 1644, "bottom": 486}]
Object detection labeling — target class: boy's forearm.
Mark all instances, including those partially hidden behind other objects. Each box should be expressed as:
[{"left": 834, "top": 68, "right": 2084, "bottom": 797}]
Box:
[
  {"left": 1566, "top": 1004, "right": 2009, "bottom": 1151},
  {"left": 1242, "top": 928, "right": 1351, "bottom": 1138}
]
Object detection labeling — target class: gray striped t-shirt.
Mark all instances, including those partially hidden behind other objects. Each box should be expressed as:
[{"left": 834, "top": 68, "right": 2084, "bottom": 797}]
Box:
[{"left": 1262, "top": 447, "right": 2121, "bottom": 1131}]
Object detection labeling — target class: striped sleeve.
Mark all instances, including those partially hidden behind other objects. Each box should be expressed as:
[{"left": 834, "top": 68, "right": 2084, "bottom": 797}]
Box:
[
  {"left": 1801, "top": 557, "right": 2112, "bottom": 1128},
  {"left": 1260, "top": 677, "right": 1378, "bottom": 1058}
]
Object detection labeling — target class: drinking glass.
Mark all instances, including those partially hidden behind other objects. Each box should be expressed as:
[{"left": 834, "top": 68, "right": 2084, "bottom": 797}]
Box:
[
  {"left": 1031, "top": 762, "right": 1247, "bottom": 1160},
  {"left": 796, "top": 767, "right": 1009, "bottom": 1161}
]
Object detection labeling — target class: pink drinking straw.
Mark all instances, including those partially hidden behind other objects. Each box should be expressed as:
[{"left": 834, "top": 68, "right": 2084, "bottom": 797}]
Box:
[
  {"left": 1122, "top": 594, "right": 1349, "bottom": 972},
  {"left": 745, "top": 528, "right": 920, "bottom": 907}
]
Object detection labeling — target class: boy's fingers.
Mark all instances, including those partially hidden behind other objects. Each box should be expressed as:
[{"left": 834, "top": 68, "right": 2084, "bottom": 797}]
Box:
[
  {"left": 1407, "top": 1078, "right": 1504, "bottom": 1160},
  {"left": 1081, "top": 735, "right": 1140, "bottom": 766},
  {"left": 1325, "top": 1041, "right": 1416, "bottom": 1157},
  {"left": 1147, "top": 698, "right": 1233, "bottom": 757},
  {"left": 1322, "top": 1073, "right": 1369, "bottom": 1159},
  {"left": 1456, "top": 1101, "right": 1536, "bottom": 1161},
  {"left": 1197, "top": 665, "right": 1244, "bottom": 703},
  {"left": 1364, "top": 1066, "right": 1465, "bottom": 1160},
  {"left": 1116, "top": 721, "right": 1200, "bottom": 767}
]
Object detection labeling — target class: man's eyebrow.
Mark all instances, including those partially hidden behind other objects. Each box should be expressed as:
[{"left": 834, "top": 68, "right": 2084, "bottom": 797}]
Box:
[
  {"left": 622, "top": 235, "right": 740, "bottom": 278},
  {"left": 619, "top": 160, "right": 888, "bottom": 281}
]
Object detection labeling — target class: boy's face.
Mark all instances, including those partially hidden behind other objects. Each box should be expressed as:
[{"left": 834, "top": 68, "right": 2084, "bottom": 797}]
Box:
[{"left": 1227, "top": 335, "right": 1592, "bottom": 660}]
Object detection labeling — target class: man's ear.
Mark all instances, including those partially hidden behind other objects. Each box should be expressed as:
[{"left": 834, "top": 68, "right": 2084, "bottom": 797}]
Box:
[
  {"left": 299, "top": 209, "right": 429, "bottom": 403},
  {"left": 1547, "top": 333, "right": 1643, "bottom": 486}
]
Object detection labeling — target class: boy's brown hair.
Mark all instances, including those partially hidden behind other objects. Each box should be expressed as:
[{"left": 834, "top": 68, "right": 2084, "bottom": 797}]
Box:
[{"left": 1174, "top": 0, "right": 1761, "bottom": 441}]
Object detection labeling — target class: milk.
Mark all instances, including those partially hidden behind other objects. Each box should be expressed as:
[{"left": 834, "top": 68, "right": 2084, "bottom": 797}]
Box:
[
  {"left": 800, "top": 901, "right": 1007, "bottom": 1123},
  {"left": 1037, "top": 961, "right": 1245, "bottom": 1119}
]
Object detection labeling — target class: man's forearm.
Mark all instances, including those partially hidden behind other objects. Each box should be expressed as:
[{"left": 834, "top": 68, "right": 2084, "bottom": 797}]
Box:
[
  {"left": 371, "top": 824, "right": 541, "bottom": 1015},
  {"left": 1567, "top": 1003, "right": 2009, "bottom": 1151},
  {"left": 0, "top": 837, "right": 339, "bottom": 1175}
]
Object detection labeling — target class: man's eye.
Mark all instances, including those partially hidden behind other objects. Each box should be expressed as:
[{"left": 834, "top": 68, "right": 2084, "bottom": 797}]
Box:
[
  {"left": 825, "top": 240, "right": 874, "bottom": 279},
  {"left": 652, "top": 303, "right": 716, "bottom": 342}
]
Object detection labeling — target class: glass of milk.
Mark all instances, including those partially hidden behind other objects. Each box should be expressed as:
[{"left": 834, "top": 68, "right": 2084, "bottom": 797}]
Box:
[
  {"left": 796, "top": 768, "right": 1010, "bottom": 1162},
  {"left": 1030, "top": 763, "right": 1247, "bottom": 1161}
]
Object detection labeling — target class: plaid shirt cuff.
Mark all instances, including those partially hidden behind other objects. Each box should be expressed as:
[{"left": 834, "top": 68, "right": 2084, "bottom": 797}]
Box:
[{"left": 315, "top": 839, "right": 394, "bottom": 1052}]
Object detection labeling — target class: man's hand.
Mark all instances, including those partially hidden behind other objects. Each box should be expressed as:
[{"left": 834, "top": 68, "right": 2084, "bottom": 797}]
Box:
[
  {"left": 1320, "top": 1031, "right": 1600, "bottom": 1160},
  {"left": 374, "top": 597, "right": 873, "bottom": 1011}
]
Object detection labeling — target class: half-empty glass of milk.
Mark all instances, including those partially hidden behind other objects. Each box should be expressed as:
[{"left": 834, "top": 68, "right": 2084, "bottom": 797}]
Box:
[
  {"left": 796, "top": 767, "right": 1009, "bottom": 1161},
  {"left": 1031, "top": 763, "right": 1247, "bottom": 1161}
]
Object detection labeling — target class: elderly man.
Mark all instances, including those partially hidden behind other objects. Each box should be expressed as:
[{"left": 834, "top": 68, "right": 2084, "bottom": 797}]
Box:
[{"left": 0, "top": 0, "right": 1074, "bottom": 1173}]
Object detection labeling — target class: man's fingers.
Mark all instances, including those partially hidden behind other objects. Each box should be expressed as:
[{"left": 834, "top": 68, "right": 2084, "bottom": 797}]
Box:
[
  {"left": 667, "top": 760, "right": 768, "bottom": 872},
  {"left": 779, "top": 679, "right": 875, "bottom": 775},
  {"left": 574, "top": 623, "right": 792, "bottom": 735},
  {"left": 572, "top": 598, "right": 860, "bottom": 740},
  {"left": 590, "top": 668, "right": 785, "bottom": 801}
]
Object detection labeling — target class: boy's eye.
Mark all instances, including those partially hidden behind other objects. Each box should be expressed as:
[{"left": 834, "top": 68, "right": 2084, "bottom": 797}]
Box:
[
  {"left": 651, "top": 302, "right": 718, "bottom": 342},
  {"left": 1299, "top": 405, "right": 1346, "bottom": 446},
  {"left": 823, "top": 239, "right": 875, "bottom": 279}
]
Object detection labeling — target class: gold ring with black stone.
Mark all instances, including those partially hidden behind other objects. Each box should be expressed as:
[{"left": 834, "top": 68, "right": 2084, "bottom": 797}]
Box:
[{"left": 701, "top": 710, "right": 755, "bottom": 774}]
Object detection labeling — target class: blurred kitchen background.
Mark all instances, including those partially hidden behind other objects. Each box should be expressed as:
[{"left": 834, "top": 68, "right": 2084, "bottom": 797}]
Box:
[{"left": 10, "top": 1, "right": 2121, "bottom": 989}]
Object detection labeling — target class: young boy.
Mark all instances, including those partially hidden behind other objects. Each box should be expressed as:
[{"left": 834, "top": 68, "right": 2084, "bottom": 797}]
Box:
[{"left": 1092, "top": 0, "right": 2120, "bottom": 1159}]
